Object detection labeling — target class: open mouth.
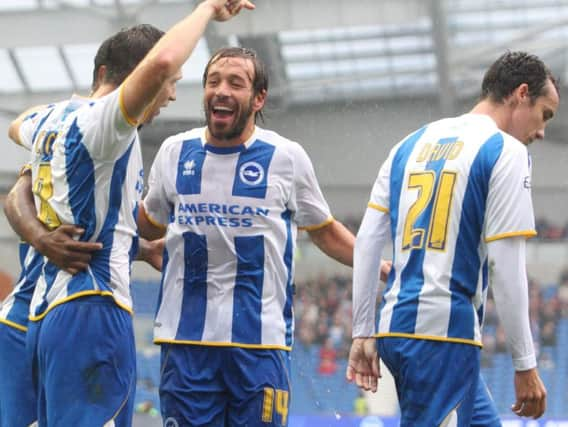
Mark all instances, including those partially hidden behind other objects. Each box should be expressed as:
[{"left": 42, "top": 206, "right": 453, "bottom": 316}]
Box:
[{"left": 212, "top": 105, "right": 235, "bottom": 121}]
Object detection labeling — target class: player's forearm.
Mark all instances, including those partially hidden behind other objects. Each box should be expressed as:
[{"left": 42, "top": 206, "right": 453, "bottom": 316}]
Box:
[
  {"left": 122, "top": 2, "right": 216, "bottom": 121},
  {"left": 488, "top": 237, "right": 537, "bottom": 371},
  {"left": 4, "top": 174, "right": 48, "bottom": 247},
  {"left": 308, "top": 219, "right": 354, "bottom": 266},
  {"left": 352, "top": 208, "right": 390, "bottom": 337}
]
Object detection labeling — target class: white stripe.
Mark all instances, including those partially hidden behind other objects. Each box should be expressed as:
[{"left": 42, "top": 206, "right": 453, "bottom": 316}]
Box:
[{"left": 440, "top": 408, "right": 457, "bottom": 427}]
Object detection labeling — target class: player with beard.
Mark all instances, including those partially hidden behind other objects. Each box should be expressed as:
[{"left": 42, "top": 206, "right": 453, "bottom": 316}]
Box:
[{"left": 137, "top": 47, "right": 381, "bottom": 426}]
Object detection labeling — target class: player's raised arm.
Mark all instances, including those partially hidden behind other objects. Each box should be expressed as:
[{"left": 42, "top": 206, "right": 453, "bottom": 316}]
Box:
[{"left": 121, "top": 0, "right": 254, "bottom": 124}]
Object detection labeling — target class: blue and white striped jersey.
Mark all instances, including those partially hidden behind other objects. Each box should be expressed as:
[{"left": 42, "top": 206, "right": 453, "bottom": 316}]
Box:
[
  {"left": 144, "top": 126, "right": 332, "bottom": 350},
  {"left": 18, "top": 89, "right": 143, "bottom": 320},
  {"left": 369, "top": 114, "right": 535, "bottom": 346},
  {"left": 0, "top": 243, "right": 44, "bottom": 331}
]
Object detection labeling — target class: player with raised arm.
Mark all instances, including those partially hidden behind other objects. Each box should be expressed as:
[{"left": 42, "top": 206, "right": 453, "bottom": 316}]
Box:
[
  {"left": 137, "top": 46, "right": 378, "bottom": 426},
  {"left": 3, "top": 1, "right": 254, "bottom": 425},
  {"left": 347, "top": 51, "right": 558, "bottom": 425}
]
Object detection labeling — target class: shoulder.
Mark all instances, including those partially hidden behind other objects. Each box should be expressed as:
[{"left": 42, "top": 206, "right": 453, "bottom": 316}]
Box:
[{"left": 255, "top": 127, "right": 309, "bottom": 160}]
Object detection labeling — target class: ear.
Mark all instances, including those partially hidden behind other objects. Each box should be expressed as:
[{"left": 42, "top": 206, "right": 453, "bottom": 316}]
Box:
[
  {"left": 252, "top": 89, "right": 267, "bottom": 112},
  {"left": 516, "top": 83, "right": 530, "bottom": 102},
  {"left": 96, "top": 65, "right": 107, "bottom": 86}
]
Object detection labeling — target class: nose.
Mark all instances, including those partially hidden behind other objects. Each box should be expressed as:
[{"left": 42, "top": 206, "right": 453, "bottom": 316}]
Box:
[
  {"left": 214, "top": 80, "right": 230, "bottom": 98},
  {"left": 535, "top": 128, "right": 545, "bottom": 140}
]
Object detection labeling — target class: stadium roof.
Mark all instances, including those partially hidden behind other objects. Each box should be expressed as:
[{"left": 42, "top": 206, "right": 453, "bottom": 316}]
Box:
[{"left": 1, "top": 0, "right": 568, "bottom": 120}]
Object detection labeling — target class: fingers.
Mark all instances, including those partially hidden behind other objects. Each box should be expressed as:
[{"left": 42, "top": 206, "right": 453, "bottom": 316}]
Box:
[
  {"left": 241, "top": 0, "right": 255, "bottom": 10},
  {"left": 512, "top": 397, "right": 546, "bottom": 419},
  {"left": 345, "top": 365, "right": 355, "bottom": 383},
  {"left": 64, "top": 240, "right": 103, "bottom": 253},
  {"left": 355, "top": 371, "right": 378, "bottom": 392}
]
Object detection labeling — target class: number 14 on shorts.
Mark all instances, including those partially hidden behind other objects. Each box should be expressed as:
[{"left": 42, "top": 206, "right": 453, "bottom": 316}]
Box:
[{"left": 262, "top": 387, "right": 289, "bottom": 425}]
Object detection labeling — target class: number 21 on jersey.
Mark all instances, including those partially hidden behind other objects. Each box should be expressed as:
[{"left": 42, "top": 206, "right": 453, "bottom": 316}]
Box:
[{"left": 402, "top": 170, "right": 456, "bottom": 251}]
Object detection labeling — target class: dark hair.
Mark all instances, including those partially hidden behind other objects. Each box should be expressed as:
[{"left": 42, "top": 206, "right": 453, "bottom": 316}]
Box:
[
  {"left": 480, "top": 51, "right": 558, "bottom": 104},
  {"left": 202, "top": 47, "right": 269, "bottom": 122},
  {"left": 91, "top": 24, "right": 164, "bottom": 90}
]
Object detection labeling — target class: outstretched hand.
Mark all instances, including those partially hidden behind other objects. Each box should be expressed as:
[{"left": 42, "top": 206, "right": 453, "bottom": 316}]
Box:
[
  {"left": 207, "top": 0, "right": 255, "bottom": 22},
  {"left": 34, "top": 225, "right": 102, "bottom": 275},
  {"left": 346, "top": 338, "right": 381, "bottom": 393}
]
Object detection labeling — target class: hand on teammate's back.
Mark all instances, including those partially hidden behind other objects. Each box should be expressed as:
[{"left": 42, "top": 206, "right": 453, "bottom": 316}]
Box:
[
  {"left": 34, "top": 225, "right": 102, "bottom": 275},
  {"left": 137, "top": 238, "right": 165, "bottom": 272},
  {"left": 207, "top": 0, "right": 255, "bottom": 22}
]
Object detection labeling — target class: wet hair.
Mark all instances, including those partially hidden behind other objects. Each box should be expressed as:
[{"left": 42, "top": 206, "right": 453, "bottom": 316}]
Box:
[
  {"left": 480, "top": 51, "right": 558, "bottom": 104},
  {"left": 202, "top": 47, "right": 268, "bottom": 122},
  {"left": 91, "top": 24, "right": 164, "bottom": 91}
]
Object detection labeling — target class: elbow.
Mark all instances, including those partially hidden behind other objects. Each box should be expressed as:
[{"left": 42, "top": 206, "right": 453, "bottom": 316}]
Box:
[
  {"left": 8, "top": 121, "right": 19, "bottom": 144},
  {"left": 149, "top": 49, "right": 179, "bottom": 82}
]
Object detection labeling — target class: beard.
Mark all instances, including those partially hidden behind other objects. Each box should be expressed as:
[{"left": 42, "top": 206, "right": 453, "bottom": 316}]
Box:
[{"left": 205, "top": 96, "right": 254, "bottom": 141}]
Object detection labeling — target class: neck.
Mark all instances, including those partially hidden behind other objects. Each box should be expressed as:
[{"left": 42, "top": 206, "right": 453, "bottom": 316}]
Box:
[
  {"left": 205, "top": 120, "right": 256, "bottom": 148},
  {"left": 469, "top": 99, "right": 512, "bottom": 132},
  {"left": 89, "top": 83, "right": 118, "bottom": 99}
]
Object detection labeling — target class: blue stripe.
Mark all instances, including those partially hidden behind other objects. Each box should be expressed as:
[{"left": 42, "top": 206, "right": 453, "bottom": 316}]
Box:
[
  {"left": 34, "top": 262, "right": 59, "bottom": 317},
  {"left": 448, "top": 133, "right": 503, "bottom": 339},
  {"left": 6, "top": 244, "right": 44, "bottom": 326},
  {"left": 64, "top": 119, "right": 97, "bottom": 241},
  {"left": 90, "top": 140, "right": 135, "bottom": 291},
  {"left": 176, "top": 232, "right": 208, "bottom": 341},
  {"left": 383, "top": 126, "right": 426, "bottom": 331},
  {"left": 156, "top": 247, "right": 169, "bottom": 319},
  {"left": 281, "top": 209, "right": 294, "bottom": 347},
  {"left": 232, "top": 139, "right": 275, "bottom": 199},
  {"left": 393, "top": 136, "right": 455, "bottom": 333},
  {"left": 176, "top": 138, "right": 206, "bottom": 195},
  {"left": 232, "top": 235, "right": 265, "bottom": 344},
  {"left": 477, "top": 260, "right": 489, "bottom": 327},
  {"left": 30, "top": 108, "right": 54, "bottom": 145}
]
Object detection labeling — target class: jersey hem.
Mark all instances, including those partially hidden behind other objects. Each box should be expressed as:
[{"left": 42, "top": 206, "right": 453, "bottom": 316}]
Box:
[
  {"left": 28, "top": 291, "right": 133, "bottom": 322},
  {"left": 376, "top": 332, "right": 482, "bottom": 347},
  {"left": 118, "top": 84, "right": 138, "bottom": 127},
  {"left": 368, "top": 202, "right": 389, "bottom": 213},
  {"left": 154, "top": 339, "right": 292, "bottom": 351},
  {"left": 0, "top": 317, "right": 28, "bottom": 332},
  {"left": 485, "top": 230, "right": 537, "bottom": 243},
  {"left": 298, "top": 216, "right": 334, "bottom": 231}
]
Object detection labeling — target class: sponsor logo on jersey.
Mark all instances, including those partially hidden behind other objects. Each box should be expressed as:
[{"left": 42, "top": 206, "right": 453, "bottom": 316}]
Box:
[
  {"left": 164, "top": 418, "right": 179, "bottom": 427},
  {"left": 239, "top": 161, "right": 264, "bottom": 185},
  {"left": 183, "top": 159, "right": 196, "bottom": 176}
]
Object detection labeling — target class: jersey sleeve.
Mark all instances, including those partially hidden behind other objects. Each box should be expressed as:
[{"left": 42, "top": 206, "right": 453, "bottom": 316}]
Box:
[
  {"left": 17, "top": 106, "right": 56, "bottom": 150},
  {"left": 484, "top": 141, "right": 536, "bottom": 242},
  {"left": 143, "top": 139, "right": 174, "bottom": 228},
  {"left": 79, "top": 86, "right": 138, "bottom": 160},
  {"left": 289, "top": 143, "right": 332, "bottom": 230},
  {"left": 367, "top": 148, "right": 394, "bottom": 214}
]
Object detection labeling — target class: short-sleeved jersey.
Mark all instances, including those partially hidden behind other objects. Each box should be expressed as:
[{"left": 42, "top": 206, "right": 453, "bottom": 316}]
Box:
[
  {"left": 0, "top": 243, "right": 43, "bottom": 331},
  {"left": 144, "top": 126, "right": 332, "bottom": 350},
  {"left": 370, "top": 114, "right": 535, "bottom": 346},
  {"left": 18, "top": 90, "right": 143, "bottom": 320}
]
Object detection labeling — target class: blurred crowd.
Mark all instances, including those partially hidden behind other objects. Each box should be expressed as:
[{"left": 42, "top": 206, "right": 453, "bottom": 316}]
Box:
[{"left": 293, "top": 268, "right": 568, "bottom": 374}]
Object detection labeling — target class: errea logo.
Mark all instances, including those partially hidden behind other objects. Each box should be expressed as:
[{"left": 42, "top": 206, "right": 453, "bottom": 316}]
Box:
[
  {"left": 183, "top": 160, "right": 196, "bottom": 176},
  {"left": 164, "top": 418, "right": 179, "bottom": 427},
  {"left": 239, "top": 161, "right": 264, "bottom": 185}
]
